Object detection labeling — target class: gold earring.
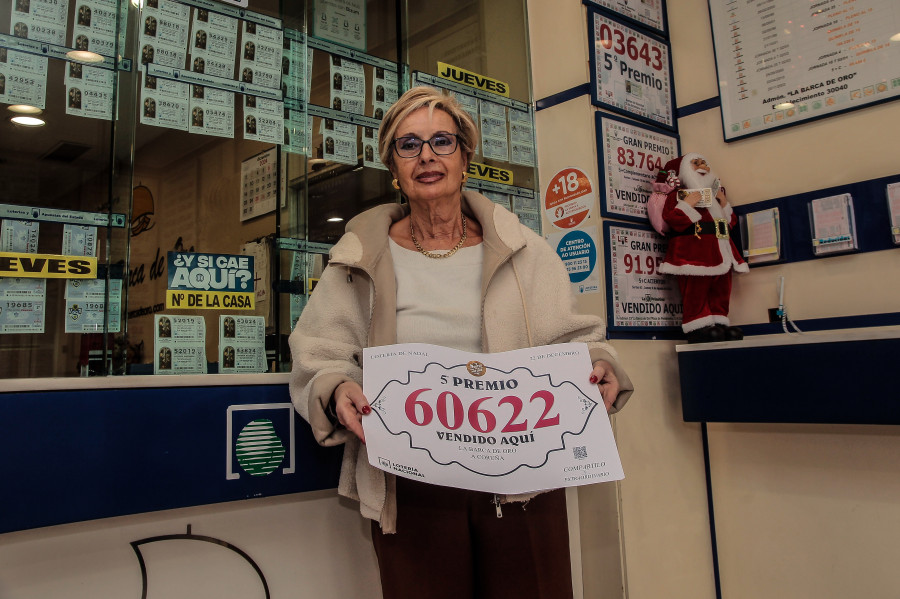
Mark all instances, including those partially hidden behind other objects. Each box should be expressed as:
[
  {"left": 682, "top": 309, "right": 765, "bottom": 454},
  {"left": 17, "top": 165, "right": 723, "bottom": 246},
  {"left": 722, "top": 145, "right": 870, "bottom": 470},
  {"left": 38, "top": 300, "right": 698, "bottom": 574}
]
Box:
[
  {"left": 392, "top": 179, "right": 400, "bottom": 190},
  {"left": 462, "top": 173, "right": 468, "bottom": 183}
]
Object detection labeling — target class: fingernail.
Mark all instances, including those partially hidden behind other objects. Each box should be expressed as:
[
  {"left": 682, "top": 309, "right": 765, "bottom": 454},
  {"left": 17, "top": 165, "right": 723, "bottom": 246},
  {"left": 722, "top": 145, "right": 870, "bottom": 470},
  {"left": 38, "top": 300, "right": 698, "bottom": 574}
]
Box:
[
  {"left": 589, "top": 375, "right": 598, "bottom": 384},
  {"left": 361, "top": 405, "right": 371, "bottom": 415}
]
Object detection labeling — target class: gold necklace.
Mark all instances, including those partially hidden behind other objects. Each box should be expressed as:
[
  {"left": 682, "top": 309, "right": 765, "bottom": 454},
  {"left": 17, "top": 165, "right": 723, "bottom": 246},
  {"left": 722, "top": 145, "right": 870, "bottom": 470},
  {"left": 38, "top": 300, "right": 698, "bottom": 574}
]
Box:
[{"left": 410, "top": 214, "right": 467, "bottom": 259}]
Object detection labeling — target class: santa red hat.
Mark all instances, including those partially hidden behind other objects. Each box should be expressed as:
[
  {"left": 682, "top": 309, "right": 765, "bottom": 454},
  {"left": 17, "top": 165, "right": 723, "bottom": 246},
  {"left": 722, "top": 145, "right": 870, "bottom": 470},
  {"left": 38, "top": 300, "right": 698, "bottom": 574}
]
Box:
[
  {"left": 662, "top": 155, "right": 684, "bottom": 177},
  {"left": 666, "top": 152, "right": 705, "bottom": 182}
]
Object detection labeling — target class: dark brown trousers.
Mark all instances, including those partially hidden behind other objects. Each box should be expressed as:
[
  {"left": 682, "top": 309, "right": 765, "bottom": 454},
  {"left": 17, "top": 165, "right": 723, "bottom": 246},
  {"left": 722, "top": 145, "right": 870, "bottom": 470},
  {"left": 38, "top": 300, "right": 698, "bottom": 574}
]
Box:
[{"left": 371, "top": 477, "right": 574, "bottom": 599}]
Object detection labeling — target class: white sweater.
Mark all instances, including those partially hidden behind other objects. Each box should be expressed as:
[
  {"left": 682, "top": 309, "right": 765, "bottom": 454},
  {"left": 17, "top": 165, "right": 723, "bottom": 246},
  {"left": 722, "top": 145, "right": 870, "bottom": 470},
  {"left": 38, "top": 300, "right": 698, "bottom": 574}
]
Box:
[{"left": 389, "top": 239, "right": 483, "bottom": 353}]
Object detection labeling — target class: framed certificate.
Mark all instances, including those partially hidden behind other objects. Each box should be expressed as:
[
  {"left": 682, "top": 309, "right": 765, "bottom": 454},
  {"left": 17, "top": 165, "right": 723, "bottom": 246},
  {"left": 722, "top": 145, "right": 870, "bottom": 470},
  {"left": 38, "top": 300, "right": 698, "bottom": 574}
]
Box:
[
  {"left": 596, "top": 112, "right": 680, "bottom": 224},
  {"left": 710, "top": 0, "right": 900, "bottom": 141},
  {"left": 602, "top": 221, "right": 682, "bottom": 332},
  {"left": 582, "top": 0, "right": 668, "bottom": 37},
  {"left": 587, "top": 8, "right": 676, "bottom": 131}
]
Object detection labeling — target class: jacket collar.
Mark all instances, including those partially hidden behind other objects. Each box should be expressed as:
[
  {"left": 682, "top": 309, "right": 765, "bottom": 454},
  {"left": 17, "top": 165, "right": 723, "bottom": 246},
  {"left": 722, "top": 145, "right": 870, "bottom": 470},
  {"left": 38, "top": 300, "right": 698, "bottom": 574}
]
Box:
[{"left": 329, "top": 189, "right": 527, "bottom": 270}]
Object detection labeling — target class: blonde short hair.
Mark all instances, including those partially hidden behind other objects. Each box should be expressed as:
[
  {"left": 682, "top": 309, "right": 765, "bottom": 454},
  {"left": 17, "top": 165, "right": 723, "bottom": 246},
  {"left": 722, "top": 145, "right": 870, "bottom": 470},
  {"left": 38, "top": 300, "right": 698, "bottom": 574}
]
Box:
[{"left": 378, "top": 86, "right": 478, "bottom": 172}]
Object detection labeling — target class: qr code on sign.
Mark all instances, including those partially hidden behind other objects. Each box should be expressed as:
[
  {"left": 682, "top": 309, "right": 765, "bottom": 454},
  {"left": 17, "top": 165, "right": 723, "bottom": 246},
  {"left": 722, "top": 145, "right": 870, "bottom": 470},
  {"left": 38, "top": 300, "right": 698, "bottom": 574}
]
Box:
[{"left": 573, "top": 446, "right": 588, "bottom": 460}]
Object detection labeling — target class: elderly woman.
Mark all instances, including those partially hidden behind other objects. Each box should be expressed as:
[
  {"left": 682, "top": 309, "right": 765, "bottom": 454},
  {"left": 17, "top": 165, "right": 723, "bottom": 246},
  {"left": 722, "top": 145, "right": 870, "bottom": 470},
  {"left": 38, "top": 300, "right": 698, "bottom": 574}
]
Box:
[{"left": 290, "top": 86, "right": 633, "bottom": 599}]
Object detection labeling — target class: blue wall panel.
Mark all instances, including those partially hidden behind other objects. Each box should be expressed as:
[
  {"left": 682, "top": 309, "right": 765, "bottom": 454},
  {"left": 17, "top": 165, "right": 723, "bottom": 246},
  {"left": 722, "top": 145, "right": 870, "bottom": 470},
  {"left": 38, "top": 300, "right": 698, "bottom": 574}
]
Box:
[{"left": 0, "top": 384, "right": 342, "bottom": 533}]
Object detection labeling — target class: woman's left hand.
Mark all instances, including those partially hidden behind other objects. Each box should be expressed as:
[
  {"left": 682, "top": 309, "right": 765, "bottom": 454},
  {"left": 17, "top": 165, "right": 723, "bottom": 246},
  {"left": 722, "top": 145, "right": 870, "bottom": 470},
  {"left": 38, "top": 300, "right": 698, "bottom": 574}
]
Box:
[{"left": 590, "top": 360, "right": 620, "bottom": 413}]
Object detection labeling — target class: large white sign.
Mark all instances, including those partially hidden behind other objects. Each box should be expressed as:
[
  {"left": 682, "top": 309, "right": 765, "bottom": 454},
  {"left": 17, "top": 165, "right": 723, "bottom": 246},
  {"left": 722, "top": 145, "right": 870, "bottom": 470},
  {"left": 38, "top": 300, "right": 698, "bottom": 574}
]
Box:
[
  {"left": 597, "top": 113, "right": 679, "bottom": 222},
  {"left": 589, "top": 9, "right": 674, "bottom": 130},
  {"left": 362, "top": 343, "right": 624, "bottom": 495},
  {"left": 711, "top": 0, "right": 900, "bottom": 141},
  {"left": 605, "top": 222, "right": 681, "bottom": 329}
]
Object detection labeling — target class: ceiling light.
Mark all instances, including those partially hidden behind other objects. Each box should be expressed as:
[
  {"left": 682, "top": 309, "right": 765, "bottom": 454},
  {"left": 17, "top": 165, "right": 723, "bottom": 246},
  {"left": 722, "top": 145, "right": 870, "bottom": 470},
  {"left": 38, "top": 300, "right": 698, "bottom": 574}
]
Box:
[
  {"left": 8, "top": 104, "right": 43, "bottom": 115},
  {"left": 327, "top": 217, "right": 344, "bottom": 223},
  {"left": 11, "top": 116, "right": 46, "bottom": 126},
  {"left": 67, "top": 50, "right": 105, "bottom": 63}
]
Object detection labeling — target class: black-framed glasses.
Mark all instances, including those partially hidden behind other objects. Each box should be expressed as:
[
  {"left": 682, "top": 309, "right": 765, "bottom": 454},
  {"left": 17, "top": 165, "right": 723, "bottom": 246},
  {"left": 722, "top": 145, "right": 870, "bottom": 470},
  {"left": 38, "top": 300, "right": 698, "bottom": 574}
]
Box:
[{"left": 392, "top": 134, "right": 459, "bottom": 158}]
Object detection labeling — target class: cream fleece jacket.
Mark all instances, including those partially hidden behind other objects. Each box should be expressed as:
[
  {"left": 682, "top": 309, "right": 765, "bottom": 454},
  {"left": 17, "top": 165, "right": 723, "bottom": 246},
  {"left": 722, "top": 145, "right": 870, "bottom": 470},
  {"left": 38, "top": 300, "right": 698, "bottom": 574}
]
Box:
[{"left": 289, "top": 190, "right": 634, "bottom": 533}]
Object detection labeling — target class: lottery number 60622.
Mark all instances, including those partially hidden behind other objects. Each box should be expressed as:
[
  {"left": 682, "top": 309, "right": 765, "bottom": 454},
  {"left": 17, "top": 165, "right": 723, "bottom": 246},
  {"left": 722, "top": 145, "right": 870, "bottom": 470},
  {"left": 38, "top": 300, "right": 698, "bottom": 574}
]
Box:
[{"left": 404, "top": 388, "right": 560, "bottom": 434}]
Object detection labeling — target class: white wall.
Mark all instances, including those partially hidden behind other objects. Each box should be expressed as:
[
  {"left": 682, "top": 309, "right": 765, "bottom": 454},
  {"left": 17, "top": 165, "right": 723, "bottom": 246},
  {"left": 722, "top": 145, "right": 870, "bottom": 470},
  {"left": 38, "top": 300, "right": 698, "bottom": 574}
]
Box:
[
  {"left": 0, "top": 491, "right": 383, "bottom": 599},
  {"left": 527, "top": 2, "right": 716, "bottom": 598},
  {"left": 529, "top": 0, "right": 900, "bottom": 597}
]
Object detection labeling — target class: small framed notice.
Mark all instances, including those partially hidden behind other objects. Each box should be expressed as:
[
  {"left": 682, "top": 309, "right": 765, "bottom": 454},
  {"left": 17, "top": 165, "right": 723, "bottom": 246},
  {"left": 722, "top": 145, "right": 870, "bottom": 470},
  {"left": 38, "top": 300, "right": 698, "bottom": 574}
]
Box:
[
  {"left": 740, "top": 207, "right": 782, "bottom": 264},
  {"left": 809, "top": 193, "right": 858, "bottom": 256},
  {"left": 602, "top": 221, "right": 682, "bottom": 332},
  {"left": 587, "top": 8, "right": 676, "bottom": 131},
  {"left": 596, "top": 112, "right": 680, "bottom": 223},
  {"left": 582, "top": 0, "right": 668, "bottom": 37},
  {"left": 887, "top": 182, "right": 900, "bottom": 245}
]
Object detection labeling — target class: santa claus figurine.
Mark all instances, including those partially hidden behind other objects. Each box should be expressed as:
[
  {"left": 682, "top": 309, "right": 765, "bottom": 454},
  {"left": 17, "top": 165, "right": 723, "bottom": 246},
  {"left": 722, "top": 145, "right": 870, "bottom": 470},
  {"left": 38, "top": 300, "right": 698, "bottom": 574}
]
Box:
[{"left": 657, "top": 152, "right": 748, "bottom": 343}]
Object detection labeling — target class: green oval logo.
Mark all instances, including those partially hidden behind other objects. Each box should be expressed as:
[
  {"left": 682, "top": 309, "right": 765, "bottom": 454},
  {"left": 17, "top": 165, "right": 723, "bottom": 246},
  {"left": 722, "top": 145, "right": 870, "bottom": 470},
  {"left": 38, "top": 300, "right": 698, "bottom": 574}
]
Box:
[{"left": 235, "top": 419, "right": 285, "bottom": 476}]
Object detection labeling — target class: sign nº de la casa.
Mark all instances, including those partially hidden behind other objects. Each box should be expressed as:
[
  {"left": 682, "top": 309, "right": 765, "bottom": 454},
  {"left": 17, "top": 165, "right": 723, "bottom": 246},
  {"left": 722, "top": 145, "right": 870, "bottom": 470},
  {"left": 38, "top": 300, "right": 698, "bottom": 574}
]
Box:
[{"left": 165, "top": 252, "right": 255, "bottom": 310}]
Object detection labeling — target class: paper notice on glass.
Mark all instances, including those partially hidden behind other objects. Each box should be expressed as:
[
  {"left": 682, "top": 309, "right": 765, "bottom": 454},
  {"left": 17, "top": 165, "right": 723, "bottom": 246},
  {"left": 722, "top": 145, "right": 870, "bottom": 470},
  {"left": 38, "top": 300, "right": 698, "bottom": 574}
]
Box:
[
  {"left": 190, "top": 9, "right": 238, "bottom": 76},
  {"left": 64, "top": 279, "right": 122, "bottom": 333},
  {"left": 0, "top": 220, "right": 46, "bottom": 303},
  {"left": 745, "top": 207, "right": 780, "bottom": 263},
  {"left": 62, "top": 224, "right": 98, "bottom": 257},
  {"left": 810, "top": 193, "right": 856, "bottom": 255},
  {"left": 0, "top": 299, "right": 45, "bottom": 333},
  {"left": 139, "top": 0, "right": 190, "bottom": 69},
  {"left": 321, "top": 118, "right": 358, "bottom": 166},
  {"left": 483, "top": 191, "right": 511, "bottom": 211},
  {"left": 362, "top": 343, "right": 624, "bottom": 495},
  {"left": 447, "top": 91, "right": 478, "bottom": 155},
  {"left": 0, "top": 50, "right": 48, "bottom": 109},
  {"left": 72, "top": 0, "right": 117, "bottom": 57},
  {"left": 1, "top": 219, "right": 39, "bottom": 253},
  {"left": 371, "top": 67, "right": 398, "bottom": 120},
  {"left": 154, "top": 314, "right": 206, "bottom": 375},
  {"left": 65, "top": 64, "right": 114, "bottom": 120},
  {"left": 508, "top": 108, "right": 535, "bottom": 167},
  {"left": 312, "top": 0, "right": 366, "bottom": 51},
  {"left": 330, "top": 55, "right": 365, "bottom": 115},
  {"left": 517, "top": 210, "right": 541, "bottom": 235},
  {"left": 362, "top": 126, "right": 387, "bottom": 170},
  {"left": 284, "top": 106, "right": 310, "bottom": 157},
  {"left": 513, "top": 192, "right": 540, "bottom": 214},
  {"left": 141, "top": 71, "right": 189, "bottom": 131},
  {"left": 479, "top": 100, "right": 509, "bottom": 162},
  {"left": 283, "top": 36, "right": 310, "bottom": 102},
  {"left": 0, "top": 277, "right": 46, "bottom": 299},
  {"left": 10, "top": 0, "right": 69, "bottom": 45},
  {"left": 239, "top": 21, "right": 283, "bottom": 91},
  {"left": 243, "top": 96, "right": 284, "bottom": 145},
  {"left": 887, "top": 182, "right": 900, "bottom": 245},
  {"left": 218, "top": 314, "right": 266, "bottom": 373},
  {"left": 189, "top": 87, "right": 235, "bottom": 139},
  {"left": 64, "top": 298, "right": 119, "bottom": 333},
  {"left": 65, "top": 278, "right": 121, "bottom": 300}
]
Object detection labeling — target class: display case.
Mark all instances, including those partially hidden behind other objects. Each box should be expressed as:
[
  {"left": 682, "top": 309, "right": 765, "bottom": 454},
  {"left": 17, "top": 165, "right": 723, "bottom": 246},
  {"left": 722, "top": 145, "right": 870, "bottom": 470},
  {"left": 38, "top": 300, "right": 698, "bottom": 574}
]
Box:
[{"left": 0, "top": 0, "right": 539, "bottom": 380}]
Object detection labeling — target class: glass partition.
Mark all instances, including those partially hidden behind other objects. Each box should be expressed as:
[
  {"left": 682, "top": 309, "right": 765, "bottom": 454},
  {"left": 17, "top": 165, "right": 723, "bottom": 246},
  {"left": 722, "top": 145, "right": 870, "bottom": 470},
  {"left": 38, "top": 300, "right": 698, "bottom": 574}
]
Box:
[{"left": 0, "top": 0, "right": 537, "bottom": 379}]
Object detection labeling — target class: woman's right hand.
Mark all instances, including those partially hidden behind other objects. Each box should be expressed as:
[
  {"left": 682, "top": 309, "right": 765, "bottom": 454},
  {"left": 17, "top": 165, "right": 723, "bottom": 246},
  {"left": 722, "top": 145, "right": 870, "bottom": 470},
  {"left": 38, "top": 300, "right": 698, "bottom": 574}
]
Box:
[{"left": 333, "top": 381, "right": 370, "bottom": 443}]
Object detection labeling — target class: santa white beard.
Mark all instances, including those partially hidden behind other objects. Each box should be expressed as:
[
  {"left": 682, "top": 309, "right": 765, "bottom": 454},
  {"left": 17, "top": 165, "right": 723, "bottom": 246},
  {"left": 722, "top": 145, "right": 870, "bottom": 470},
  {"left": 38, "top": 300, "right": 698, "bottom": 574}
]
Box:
[{"left": 680, "top": 156, "right": 720, "bottom": 192}]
